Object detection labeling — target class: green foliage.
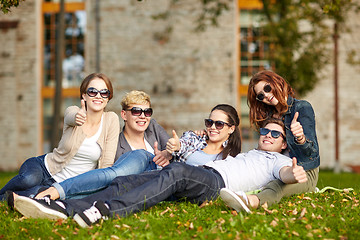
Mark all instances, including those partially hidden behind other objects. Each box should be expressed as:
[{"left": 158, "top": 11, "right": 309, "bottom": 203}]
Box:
[
  {"left": 1, "top": 171, "right": 360, "bottom": 239},
  {"left": 152, "top": 0, "right": 357, "bottom": 96},
  {"left": 260, "top": 0, "right": 331, "bottom": 95},
  {"left": 260, "top": 0, "right": 359, "bottom": 96},
  {"left": 0, "top": 0, "right": 24, "bottom": 14}
]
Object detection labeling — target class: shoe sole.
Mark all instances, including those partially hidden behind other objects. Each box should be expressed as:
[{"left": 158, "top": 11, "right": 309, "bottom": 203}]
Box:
[
  {"left": 73, "top": 213, "right": 90, "bottom": 228},
  {"left": 220, "top": 188, "right": 251, "bottom": 213},
  {"left": 14, "top": 196, "right": 67, "bottom": 220}
]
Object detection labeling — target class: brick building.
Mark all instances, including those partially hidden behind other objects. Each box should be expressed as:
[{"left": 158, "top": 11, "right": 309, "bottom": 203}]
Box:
[{"left": 0, "top": 0, "right": 359, "bottom": 171}]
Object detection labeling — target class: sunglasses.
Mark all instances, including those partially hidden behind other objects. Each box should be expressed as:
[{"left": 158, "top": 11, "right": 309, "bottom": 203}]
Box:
[
  {"left": 256, "top": 84, "right": 272, "bottom": 101},
  {"left": 204, "top": 119, "right": 232, "bottom": 130},
  {"left": 259, "top": 128, "right": 285, "bottom": 139},
  {"left": 86, "top": 87, "right": 111, "bottom": 98},
  {"left": 127, "top": 107, "right": 153, "bottom": 117}
]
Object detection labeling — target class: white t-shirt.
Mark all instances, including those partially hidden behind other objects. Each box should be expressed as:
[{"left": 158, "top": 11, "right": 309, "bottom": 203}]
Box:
[
  {"left": 129, "top": 138, "right": 154, "bottom": 155},
  {"left": 51, "top": 116, "right": 103, "bottom": 182},
  {"left": 205, "top": 149, "right": 292, "bottom": 193}
]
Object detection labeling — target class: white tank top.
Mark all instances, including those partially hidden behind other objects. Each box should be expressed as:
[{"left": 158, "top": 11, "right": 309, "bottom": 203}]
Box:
[{"left": 51, "top": 115, "right": 103, "bottom": 182}]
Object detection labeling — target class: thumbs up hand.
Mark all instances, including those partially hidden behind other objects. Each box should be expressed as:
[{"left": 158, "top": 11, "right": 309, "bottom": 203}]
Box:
[
  {"left": 166, "top": 130, "right": 180, "bottom": 154},
  {"left": 75, "top": 99, "right": 87, "bottom": 126},
  {"left": 153, "top": 141, "right": 172, "bottom": 167},
  {"left": 291, "top": 157, "right": 308, "bottom": 183},
  {"left": 290, "top": 112, "right": 305, "bottom": 144}
]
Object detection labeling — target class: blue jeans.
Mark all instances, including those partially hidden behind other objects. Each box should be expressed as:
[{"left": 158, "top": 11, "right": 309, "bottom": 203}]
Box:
[
  {"left": 53, "top": 150, "right": 157, "bottom": 199},
  {"left": 0, "top": 155, "right": 55, "bottom": 200},
  {"left": 63, "top": 162, "right": 225, "bottom": 217}
]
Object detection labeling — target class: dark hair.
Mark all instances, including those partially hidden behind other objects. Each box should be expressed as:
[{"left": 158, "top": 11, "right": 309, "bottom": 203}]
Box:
[
  {"left": 247, "top": 70, "right": 294, "bottom": 129},
  {"left": 80, "top": 73, "right": 114, "bottom": 101},
  {"left": 261, "top": 118, "right": 287, "bottom": 153},
  {"left": 210, "top": 104, "right": 242, "bottom": 159},
  {"left": 261, "top": 118, "right": 285, "bottom": 139}
]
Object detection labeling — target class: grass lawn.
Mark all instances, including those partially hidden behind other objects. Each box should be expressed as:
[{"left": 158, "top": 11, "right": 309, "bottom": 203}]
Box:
[{"left": 0, "top": 170, "right": 359, "bottom": 239}]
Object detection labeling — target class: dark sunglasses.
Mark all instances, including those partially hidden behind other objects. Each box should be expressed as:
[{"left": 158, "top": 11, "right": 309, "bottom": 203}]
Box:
[
  {"left": 256, "top": 84, "right": 272, "bottom": 101},
  {"left": 127, "top": 107, "right": 153, "bottom": 117},
  {"left": 86, "top": 87, "right": 111, "bottom": 98},
  {"left": 204, "top": 119, "right": 232, "bottom": 130},
  {"left": 259, "top": 128, "right": 285, "bottom": 139}
]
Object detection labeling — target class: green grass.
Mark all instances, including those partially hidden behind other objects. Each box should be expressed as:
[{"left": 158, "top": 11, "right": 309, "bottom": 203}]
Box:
[{"left": 0, "top": 170, "right": 359, "bottom": 239}]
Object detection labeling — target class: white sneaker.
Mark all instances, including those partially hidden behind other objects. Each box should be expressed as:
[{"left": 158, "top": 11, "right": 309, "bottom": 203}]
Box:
[
  {"left": 73, "top": 201, "right": 110, "bottom": 228},
  {"left": 220, "top": 188, "right": 251, "bottom": 213},
  {"left": 14, "top": 195, "right": 68, "bottom": 220}
]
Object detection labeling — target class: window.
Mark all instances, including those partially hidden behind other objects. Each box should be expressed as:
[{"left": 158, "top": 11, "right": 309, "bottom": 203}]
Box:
[
  {"left": 237, "top": 1, "right": 274, "bottom": 150},
  {"left": 41, "top": 0, "right": 85, "bottom": 152}
]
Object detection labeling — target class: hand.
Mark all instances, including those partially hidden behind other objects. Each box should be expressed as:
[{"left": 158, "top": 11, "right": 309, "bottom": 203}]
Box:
[
  {"left": 291, "top": 112, "right": 305, "bottom": 144},
  {"left": 75, "top": 99, "right": 87, "bottom": 126},
  {"left": 166, "top": 130, "right": 180, "bottom": 154},
  {"left": 291, "top": 157, "right": 308, "bottom": 183},
  {"left": 153, "top": 141, "right": 171, "bottom": 167}
]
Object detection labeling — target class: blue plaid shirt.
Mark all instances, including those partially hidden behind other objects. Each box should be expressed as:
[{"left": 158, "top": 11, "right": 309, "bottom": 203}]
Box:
[{"left": 172, "top": 131, "right": 207, "bottom": 163}]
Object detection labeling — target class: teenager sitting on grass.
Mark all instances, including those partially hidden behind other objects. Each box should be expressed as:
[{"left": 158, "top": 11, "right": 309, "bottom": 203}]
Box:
[{"left": 12, "top": 118, "right": 307, "bottom": 228}]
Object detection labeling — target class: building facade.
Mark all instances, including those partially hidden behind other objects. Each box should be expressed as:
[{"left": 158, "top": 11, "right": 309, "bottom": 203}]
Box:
[{"left": 0, "top": 0, "right": 359, "bottom": 171}]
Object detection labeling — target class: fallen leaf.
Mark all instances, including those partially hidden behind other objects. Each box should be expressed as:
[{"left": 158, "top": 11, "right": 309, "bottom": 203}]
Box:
[
  {"left": 231, "top": 210, "right": 238, "bottom": 216},
  {"left": 270, "top": 220, "right": 278, "bottom": 227},
  {"left": 292, "top": 209, "right": 298, "bottom": 215},
  {"left": 292, "top": 231, "right": 299, "bottom": 236},
  {"left": 122, "top": 224, "right": 131, "bottom": 229},
  {"left": 199, "top": 201, "right": 209, "bottom": 208},
  {"left": 299, "top": 208, "right": 307, "bottom": 218},
  {"left": 189, "top": 222, "right": 194, "bottom": 230}
]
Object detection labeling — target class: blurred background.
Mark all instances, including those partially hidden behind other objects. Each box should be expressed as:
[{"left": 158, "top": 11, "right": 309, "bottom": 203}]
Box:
[{"left": 0, "top": 0, "right": 359, "bottom": 172}]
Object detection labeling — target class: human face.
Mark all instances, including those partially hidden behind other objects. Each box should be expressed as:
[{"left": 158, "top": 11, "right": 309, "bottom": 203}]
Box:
[
  {"left": 257, "top": 123, "right": 287, "bottom": 153},
  {"left": 206, "top": 110, "right": 235, "bottom": 144},
  {"left": 121, "top": 103, "right": 151, "bottom": 133},
  {"left": 254, "top": 81, "right": 279, "bottom": 106},
  {"left": 82, "top": 78, "right": 109, "bottom": 112}
]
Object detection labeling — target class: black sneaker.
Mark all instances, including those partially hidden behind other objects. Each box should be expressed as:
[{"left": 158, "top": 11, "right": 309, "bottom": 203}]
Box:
[
  {"left": 73, "top": 201, "right": 110, "bottom": 228},
  {"left": 5, "top": 191, "right": 15, "bottom": 210},
  {"left": 14, "top": 195, "right": 68, "bottom": 220}
]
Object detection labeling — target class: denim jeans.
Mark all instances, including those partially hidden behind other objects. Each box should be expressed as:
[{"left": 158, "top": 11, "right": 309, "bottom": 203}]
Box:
[
  {"left": 63, "top": 162, "right": 225, "bottom": 217},
  {"left": 53, "top": 150, "right": 157, "bottom": 199},
  {"left": 0, "top": 155, "right": 55, "bottom": 200}
]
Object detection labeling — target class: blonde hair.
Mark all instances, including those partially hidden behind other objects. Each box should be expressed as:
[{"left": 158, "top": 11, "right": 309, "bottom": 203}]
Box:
[{"left": 121, "top": 90, "right": 151, "bottom": 110}]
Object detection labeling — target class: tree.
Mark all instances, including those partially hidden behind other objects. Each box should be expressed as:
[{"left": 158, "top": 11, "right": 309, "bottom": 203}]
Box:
[
  {"left": 260, "top": 0, "right": 359, "bottom": 95},
  {"left": 1, "top": 0, "right": 25, "bottom": 14},
  {"left": 152, "top": 0, "right": 358, "bottom": 96}
]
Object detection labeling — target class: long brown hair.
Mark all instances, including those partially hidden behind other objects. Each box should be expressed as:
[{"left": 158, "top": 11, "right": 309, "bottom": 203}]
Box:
[
  {"left": 247, "top": 70, "right": 294, "bottom": 129},
  {"left": 210, "top": 104, "right": 242, "bottom": 159}
]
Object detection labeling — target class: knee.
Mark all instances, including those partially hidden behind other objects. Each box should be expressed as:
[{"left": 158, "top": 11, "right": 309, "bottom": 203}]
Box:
[
  {"left": 18, "top": 173, "right": 42, "bottom": 188},
  {"left": 164, "top": 162, "right": 188, "bottom": 179}
]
